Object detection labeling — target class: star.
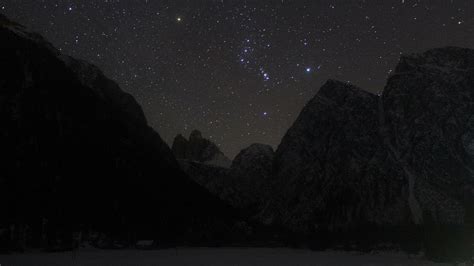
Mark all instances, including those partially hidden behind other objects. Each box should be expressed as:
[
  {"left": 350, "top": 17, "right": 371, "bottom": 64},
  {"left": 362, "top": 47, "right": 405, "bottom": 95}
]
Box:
[
  {"left": 6, "top": 0, "right": 470, "bottom": 158},
  {"left": 263, "top": 73, "right": 270, "bottom": 81}
]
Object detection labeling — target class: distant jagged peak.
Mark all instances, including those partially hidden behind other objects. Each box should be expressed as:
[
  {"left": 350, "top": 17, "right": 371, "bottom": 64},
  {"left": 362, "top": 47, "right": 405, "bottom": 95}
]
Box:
[{"left": 172, "top": 129, "right": 231, "bottom": 168}]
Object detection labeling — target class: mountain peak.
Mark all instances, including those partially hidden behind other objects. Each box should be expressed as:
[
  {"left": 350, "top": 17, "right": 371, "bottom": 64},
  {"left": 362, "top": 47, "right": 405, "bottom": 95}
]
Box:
[
  {"left": 172, "top": 130, "right": 231, "bottom": 168},
  {"left": 316, "top": 79, "right": 377, "bottom": 105},
  {"left": 232, "top": 143, "right": 274, "bottom": 170}
]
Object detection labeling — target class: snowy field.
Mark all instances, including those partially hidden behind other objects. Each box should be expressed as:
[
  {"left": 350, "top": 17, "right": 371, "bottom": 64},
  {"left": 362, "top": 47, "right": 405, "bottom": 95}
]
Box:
[{"left": 0, "top": 248, "right": 450, "bottom": 266}]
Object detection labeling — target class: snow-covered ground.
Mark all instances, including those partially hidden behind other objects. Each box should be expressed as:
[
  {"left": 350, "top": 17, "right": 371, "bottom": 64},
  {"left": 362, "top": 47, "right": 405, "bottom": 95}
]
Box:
[{"left": 0, "top": 248, "right": 449, "bottom": 266}]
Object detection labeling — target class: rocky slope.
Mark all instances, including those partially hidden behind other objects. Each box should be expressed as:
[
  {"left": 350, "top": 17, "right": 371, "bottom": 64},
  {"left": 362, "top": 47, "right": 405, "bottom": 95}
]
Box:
[
  {"left": 261, "top": 80, "right": 410, "bottom": 232},
  {"left": 180, "top": 143, "right": 274, "bottom": 214},
  {"left": 262, "top": 47, "right": 474, "bottom": 234},
  {"left": 0, "top": 14, "right": 240, "bottom": 250},
  {"left": 172, "top": 130, "right": 232, "bottom": 168}
]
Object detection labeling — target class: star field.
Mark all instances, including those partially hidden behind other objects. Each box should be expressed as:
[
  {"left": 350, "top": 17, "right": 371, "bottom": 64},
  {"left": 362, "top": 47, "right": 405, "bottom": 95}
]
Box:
[{"left": 3, "top": 0, "right": 473, "bottom": 158}]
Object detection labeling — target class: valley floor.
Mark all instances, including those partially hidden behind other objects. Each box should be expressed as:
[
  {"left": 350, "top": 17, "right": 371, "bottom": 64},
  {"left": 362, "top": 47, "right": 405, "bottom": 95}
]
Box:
[{"left": 0, "top": 248, "right": 449, "bottom": 266}]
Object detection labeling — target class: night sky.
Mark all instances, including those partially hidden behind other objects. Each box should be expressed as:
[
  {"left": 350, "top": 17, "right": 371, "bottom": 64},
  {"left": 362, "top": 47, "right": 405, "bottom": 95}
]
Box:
[{"left": 3, "top": 1, "right": 473, "bottom": 158}]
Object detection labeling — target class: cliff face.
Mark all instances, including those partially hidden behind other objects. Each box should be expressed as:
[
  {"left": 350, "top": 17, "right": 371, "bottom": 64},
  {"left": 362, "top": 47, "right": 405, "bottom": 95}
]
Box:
[
  {"left": 262, "top": 47, "right": 474, "bottom": 233},
  {"left": 0, "top": 15, "right": 239, "bottom": 249},
  {"left": 262, "top": 80, "right": 410, "bottom": 232},
  {"left": 381, "top": 47, "right": 474, "bottom": 224}
]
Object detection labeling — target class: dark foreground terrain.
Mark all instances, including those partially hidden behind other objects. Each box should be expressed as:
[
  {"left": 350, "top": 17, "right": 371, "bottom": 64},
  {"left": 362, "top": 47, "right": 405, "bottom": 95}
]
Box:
[{"left": 0, "top": 248, "right": 449, "bottom": 266}]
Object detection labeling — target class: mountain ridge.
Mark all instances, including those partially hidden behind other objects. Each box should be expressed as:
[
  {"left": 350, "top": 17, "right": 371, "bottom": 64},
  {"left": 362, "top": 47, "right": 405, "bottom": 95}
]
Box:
[{"left": 0, "top": 14, "right": 242, "bottom": 250}]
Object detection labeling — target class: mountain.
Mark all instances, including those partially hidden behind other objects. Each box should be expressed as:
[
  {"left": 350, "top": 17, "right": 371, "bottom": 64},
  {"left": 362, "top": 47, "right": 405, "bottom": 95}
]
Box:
[
  {"left": 262, "top": 47, "right": 474, "bottom": 238},
  {"left": 0, "top": 14, "right": 241, "bottom": 250},
  {"left": 179, "top": 143, "right": 274, "bottom": 215},
  {"left": 172, "top": 130, "right": 232, "bottom": 168},
  {"left": 382, "top": 47, "right": 474, "bottom": 224},
  {"left": 261, "top": 80, "right": 410, "bottom": 232}
]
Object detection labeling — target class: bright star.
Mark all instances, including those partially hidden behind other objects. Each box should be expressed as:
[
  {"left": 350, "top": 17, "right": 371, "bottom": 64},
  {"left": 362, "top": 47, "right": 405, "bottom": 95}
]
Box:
[{"left": 306, "top": 67, "right": 311, "bottom": 72}]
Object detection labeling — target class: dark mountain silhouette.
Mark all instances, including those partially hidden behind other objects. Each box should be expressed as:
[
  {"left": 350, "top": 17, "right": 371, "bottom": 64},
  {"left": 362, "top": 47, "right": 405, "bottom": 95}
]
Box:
[
  {"left": 0, "top": 14, "right": 242, "bottom": 251},
  {"left": 172, "top": 130, "right": 231, "bottom": 168}
]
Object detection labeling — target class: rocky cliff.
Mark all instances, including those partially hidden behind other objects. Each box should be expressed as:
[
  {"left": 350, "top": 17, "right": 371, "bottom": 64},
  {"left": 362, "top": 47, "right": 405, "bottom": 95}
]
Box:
[
  {"left": 262, "top": 47, "right": 474, "bottom": 234},
  {"left": 382, "top": 47, "right": 474, "bottom": 225},
  {"left": 262, "top": 80, "right": 410, "bottom": 232},
  {"left": 0, "top": 14, "right": 239, "bottom": 250}
]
